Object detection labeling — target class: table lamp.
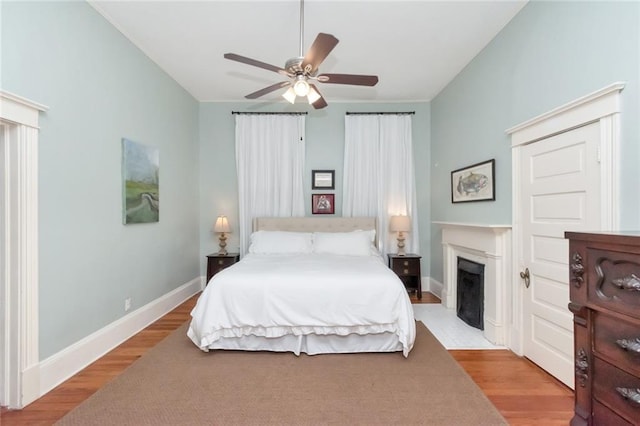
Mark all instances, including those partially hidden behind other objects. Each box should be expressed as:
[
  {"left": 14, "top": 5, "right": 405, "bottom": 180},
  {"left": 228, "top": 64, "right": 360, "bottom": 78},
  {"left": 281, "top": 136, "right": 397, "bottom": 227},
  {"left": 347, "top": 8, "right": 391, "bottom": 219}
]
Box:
[
  {"left": 214, "top": 215, "right": 231, "bottom": 255},
  {"left": 390, "top": 215, "right": 411, "bottom": 256}
]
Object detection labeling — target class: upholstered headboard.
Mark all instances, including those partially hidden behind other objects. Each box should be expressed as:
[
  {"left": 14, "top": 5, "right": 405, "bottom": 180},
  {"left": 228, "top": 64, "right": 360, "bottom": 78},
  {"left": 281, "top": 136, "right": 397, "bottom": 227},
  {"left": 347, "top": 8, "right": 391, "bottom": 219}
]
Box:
[{"left": 253, "top": 217, "right": 377, "bottom": 234}]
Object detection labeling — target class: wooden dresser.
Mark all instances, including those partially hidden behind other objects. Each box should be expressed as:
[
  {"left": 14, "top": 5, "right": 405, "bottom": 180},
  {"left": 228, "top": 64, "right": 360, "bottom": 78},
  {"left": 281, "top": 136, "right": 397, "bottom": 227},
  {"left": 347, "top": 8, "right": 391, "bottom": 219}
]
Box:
[{"left": 566, "top": 231, "right": 640, "bottom": 426}]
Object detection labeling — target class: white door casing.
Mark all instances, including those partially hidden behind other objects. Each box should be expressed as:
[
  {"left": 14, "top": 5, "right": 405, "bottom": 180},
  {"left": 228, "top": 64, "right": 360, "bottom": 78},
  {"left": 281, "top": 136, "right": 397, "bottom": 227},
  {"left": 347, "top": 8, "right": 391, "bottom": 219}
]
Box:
[
  {"left": 0, "top": 124, "right": 5, "bottom": 406},
  {"left": 1, "top": 91, "right": 47, "bottom": 409},
  {"left": 520, "top": 123, "right": 601, "bottom": 387},
  {"left": 507, "top": 82, "right": 623, "bottom": 386}
]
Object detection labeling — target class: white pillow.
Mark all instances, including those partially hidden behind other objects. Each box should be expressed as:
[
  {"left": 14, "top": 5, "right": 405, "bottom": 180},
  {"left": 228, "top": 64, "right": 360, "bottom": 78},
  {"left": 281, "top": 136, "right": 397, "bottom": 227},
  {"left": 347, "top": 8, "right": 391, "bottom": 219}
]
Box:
[
  {"left": 248, "top": 231, "right": 313, "bottom": 254},
  {"left": 312, "top": 230, "right": 375, "bottom": 256},
  {"left": 358, "top": 229, "right": 376, "bottom": 244}
]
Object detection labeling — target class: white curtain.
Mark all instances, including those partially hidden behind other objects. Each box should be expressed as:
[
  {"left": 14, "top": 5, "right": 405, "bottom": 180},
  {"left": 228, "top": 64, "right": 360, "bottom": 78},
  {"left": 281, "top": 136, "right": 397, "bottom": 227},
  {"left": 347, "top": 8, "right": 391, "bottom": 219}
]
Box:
[
  {"left": 235, "top": 114, "right": 306, "bottom": 255},
  {"left": 343, "top": 114, "right": 419, "bottom": 257}
]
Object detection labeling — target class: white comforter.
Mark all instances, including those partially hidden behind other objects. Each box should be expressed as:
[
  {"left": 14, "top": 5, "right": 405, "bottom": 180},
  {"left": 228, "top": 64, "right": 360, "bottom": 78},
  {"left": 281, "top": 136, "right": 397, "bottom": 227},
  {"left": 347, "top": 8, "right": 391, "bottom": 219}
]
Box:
[{"left": 188, "top": 253, "right": 416, "bottom": 356}]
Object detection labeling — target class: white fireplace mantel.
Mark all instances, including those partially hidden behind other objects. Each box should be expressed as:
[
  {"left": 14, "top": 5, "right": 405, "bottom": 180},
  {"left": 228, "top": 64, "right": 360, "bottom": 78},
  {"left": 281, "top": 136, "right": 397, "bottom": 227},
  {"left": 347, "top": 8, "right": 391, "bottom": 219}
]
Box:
[{"left": 434, "top": 221, "right": 512, "bottom": 345}]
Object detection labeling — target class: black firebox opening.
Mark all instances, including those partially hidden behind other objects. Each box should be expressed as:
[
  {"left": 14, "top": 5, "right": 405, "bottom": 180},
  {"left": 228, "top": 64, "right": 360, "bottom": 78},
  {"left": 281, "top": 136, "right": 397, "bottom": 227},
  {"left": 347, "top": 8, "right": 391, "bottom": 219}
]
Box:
[{"left": 456, "top": 257, "right": 485, "bottom": 330}]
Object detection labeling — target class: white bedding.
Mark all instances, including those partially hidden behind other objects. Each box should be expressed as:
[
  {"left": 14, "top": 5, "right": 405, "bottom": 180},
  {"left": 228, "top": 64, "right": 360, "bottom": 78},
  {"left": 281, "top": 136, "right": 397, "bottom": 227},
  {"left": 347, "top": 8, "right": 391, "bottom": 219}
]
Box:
[{"left": 188, "top": 253, "right": 416, "bottom": 357}]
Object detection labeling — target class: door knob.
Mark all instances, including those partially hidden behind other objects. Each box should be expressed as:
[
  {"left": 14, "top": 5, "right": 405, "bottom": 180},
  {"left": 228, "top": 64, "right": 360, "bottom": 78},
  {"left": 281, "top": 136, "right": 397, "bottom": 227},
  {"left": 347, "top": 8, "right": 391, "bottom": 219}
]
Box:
[{"left": 520, "top": 268, "right": 531, "bottom": 288}]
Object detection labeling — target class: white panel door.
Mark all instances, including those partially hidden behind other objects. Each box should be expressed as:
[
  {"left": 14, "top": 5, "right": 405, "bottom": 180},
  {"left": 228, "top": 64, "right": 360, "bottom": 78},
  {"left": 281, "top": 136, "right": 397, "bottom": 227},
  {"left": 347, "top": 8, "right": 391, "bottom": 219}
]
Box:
[{"left": 520, "top": 121, "right": 601, "bottom": 388}]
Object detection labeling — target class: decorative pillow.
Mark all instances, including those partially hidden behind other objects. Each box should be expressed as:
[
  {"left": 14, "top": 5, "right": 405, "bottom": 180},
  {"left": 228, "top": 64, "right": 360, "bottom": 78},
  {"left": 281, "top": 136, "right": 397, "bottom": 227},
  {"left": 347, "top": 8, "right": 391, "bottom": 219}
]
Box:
[
  {"left": 312, "top": 230, "right": 375, "bottom": 256},
  {"left": 248, "top": 231, "right": 313, "bottom": 254}
]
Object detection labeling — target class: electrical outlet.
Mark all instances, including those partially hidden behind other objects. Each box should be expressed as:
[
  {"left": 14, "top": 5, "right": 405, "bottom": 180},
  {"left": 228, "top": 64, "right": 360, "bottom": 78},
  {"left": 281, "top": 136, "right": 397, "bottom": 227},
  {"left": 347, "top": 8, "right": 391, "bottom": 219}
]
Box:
[{"left": 124, "top": 298, "right": 131, "bottom": 312}]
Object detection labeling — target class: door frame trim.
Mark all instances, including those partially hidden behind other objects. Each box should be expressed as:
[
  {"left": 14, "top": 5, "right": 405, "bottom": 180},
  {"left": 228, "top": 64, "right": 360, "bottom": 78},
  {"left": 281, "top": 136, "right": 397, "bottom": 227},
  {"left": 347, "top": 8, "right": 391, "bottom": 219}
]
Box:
[
  {"left": 1, "top": 91, "right": 48, "bottom": 409},
  {"left": 506, "top": 82, "right": 624, "bottom": 355}
]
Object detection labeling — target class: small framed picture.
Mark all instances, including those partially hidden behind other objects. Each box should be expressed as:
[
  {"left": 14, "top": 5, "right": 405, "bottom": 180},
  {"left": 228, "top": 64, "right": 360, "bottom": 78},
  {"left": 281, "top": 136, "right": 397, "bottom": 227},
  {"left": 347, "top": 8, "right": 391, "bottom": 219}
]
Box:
[
  {"left": 312, "top": 170, "right": 335, "bottom": 190},
  {"left": 451, "top": 159, "right": 495, "bottom": 203},
  {"left": 312, "top": 193, "right": 335, "bottom": 215}
]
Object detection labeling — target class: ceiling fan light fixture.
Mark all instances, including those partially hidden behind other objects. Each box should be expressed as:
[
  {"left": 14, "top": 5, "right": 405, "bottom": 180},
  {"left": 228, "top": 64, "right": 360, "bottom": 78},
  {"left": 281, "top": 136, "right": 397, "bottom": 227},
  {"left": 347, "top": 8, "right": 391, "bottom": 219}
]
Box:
[
  {"left": 282, "top": 87, "right": 297, "bottom": 104},
  {"left": 293, "top": 78, "right": 310, "bottom": 97},
  {"left": 224, "top": 0, "right": 378, "bottom": 109},
  {"left": 307, "top": 86, "right": 321, "bottom": 104}
]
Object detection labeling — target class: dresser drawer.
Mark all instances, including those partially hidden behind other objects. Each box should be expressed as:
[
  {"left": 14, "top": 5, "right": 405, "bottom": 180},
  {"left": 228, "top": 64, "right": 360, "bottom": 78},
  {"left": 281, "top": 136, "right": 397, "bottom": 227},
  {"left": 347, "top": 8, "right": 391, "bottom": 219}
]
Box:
[
  {"left": 214, "top": 257, "right": 236, "bottom": 268},
  {"left": 587, "top": 248, "right": 640, "bottom": 319},
  {"left": 206, "top": 253, "right": 240, "bottom": 282},
  {"left": 594, "top": 312, "right": 640, "bottom": 377},
  {"left": 593, "top": 358, "right": 640, "bottom": 424},
  {"left": 593, "top": 400, "right": 634, "bottom": 426},
  {"left": 390, "top": 258, "right": 420, "bottom": 276}
]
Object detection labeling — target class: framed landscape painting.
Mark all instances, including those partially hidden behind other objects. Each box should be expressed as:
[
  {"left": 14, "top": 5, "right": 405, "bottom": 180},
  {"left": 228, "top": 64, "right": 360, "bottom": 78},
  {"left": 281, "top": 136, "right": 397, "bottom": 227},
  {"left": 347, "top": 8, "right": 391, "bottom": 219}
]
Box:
[
  {"left": 451, "top": 159, "right": 495, "bottom": 203},
  {"left": 122, "top": 138, "right": 159, "bottom": 224}
]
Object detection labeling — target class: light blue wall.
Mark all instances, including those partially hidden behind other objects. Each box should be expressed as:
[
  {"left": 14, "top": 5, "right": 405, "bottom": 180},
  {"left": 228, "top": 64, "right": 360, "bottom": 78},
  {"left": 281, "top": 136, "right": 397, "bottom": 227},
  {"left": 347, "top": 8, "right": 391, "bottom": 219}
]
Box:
[
  {"left": 2, "top": 1, "right": 200, "bottom": 359},
  {"left": 199, "top": 102, "right": 431, "bottom": 275},
  {"left": 8, "top": 0, "right": 633, "bottom": 362},
  {"left": 430, "top": 0, "right": 640, "bottom": 283}
]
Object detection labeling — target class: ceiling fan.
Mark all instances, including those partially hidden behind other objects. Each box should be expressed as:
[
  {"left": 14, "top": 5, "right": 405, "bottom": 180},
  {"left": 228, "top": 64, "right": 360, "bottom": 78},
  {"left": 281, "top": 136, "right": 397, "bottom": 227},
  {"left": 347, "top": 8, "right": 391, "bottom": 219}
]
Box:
[{"left": 223, "top": 0, "right": 378, "bottom": 109}]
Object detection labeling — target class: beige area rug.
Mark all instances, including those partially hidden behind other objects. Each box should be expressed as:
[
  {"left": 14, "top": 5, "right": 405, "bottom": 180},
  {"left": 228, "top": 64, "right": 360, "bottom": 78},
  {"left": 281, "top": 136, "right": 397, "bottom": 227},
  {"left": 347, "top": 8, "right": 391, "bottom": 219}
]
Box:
[{"left": 56, "top": 322, "right": 506, "bottom": 426}]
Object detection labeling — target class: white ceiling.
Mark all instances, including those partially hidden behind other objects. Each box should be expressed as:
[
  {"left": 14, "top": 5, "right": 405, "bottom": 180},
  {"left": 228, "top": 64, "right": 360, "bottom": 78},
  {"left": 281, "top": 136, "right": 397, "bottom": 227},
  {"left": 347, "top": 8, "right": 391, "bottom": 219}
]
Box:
[{"left": 89, "top": 1, "right": 527, "bottom": 104}]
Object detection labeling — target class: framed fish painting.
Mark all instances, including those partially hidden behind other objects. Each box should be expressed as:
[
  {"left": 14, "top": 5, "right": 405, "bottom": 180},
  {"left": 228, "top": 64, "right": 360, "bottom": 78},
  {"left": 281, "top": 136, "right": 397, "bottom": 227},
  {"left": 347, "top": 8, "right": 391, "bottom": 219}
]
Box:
[{"left": 451, "top": 159, "right": 495, "bottom": 203}]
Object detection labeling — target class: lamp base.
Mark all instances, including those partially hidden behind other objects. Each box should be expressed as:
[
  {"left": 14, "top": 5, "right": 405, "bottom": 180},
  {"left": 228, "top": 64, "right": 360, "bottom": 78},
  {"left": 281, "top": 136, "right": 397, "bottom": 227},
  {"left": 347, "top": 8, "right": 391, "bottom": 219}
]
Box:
[
  {"left": 218, "top": 233, "right": 228, "bottom": 256},
  {"left": 397, "top": 232, "right": 406, "bottom": 256}
]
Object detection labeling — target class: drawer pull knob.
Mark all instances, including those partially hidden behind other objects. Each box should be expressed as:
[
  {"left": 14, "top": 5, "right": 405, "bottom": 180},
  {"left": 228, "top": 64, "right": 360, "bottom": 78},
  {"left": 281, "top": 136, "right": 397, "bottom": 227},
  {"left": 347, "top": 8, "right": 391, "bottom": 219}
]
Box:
[
  {"left": 616, "top": 337, "right": 640, "bottom": 353},
  {"left": 615, "top": 387, "right": 640, "bottom": 407},
  {"left": 612, "top": 273, "right": 640, "bottom": 291},
  {"left": 403, "top": 269, "right": 409, "bottom": 275},
  {"left": 403, "top": 261, "right": 409, "bottom": 266},
  {"left": 218, "top": 260, "right": 224, "bottom": 265}
]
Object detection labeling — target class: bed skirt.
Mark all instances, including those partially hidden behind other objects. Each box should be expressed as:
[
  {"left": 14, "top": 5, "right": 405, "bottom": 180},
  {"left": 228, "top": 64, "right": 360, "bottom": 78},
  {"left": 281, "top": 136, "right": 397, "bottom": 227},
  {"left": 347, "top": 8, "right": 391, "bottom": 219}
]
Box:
[{"left": 199, "top": 331, "right": 405, "bottom": 356}]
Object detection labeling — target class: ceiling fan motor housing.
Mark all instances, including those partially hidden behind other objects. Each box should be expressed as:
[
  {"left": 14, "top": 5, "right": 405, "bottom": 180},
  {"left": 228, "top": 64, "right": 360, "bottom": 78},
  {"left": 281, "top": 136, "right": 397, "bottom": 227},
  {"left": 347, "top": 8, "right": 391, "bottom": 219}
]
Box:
[{"left": 285, "top": 57, "right": 315, "bottom": 76}]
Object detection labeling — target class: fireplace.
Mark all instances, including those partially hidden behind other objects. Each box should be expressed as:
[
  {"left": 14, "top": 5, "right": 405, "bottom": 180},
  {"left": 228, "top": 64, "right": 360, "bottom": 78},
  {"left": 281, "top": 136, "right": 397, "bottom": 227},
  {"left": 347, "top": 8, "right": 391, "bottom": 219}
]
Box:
[
  {"left": 456, "top": 257, "right": 484, "bottom": 330},
  {"left": 435, "top": 221, "right": 511, "bottom": 345}
]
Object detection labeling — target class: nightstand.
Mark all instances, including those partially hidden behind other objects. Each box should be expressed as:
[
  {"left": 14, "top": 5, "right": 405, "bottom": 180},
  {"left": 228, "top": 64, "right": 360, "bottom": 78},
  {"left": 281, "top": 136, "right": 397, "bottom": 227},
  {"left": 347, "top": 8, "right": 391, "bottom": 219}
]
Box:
[
  {"left": 206, "top": 253, "right": 240, "bottom": 283},
  {"left": 387, "top": 254, "right": 422, "bottom": 300}
]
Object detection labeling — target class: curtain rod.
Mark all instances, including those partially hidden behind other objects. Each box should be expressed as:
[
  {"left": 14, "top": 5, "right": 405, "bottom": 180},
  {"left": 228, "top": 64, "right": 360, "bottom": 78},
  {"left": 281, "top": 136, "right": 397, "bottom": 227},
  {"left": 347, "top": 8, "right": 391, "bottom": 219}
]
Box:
[
  {"left": 346, "top": 111, "right": 415, "bottom": 115},
  {"left": 231, "top": 111, "right": 308, "bottom": 115}
]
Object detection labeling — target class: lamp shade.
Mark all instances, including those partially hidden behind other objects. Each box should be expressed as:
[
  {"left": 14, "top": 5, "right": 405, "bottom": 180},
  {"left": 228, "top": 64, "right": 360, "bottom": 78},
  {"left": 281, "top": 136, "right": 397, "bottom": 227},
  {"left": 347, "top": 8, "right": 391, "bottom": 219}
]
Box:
[
  {"left": 214, "top": 215, "right": 231, "bottom": 233},
  {"left": 282, "top": 87, "right": 296, "bottom": 104},
  {"left": 307, "top": 86, "right": 321, "bottom": 104},
  {"left": 389, "top": 215, "right": 411, "bottom": 232}
]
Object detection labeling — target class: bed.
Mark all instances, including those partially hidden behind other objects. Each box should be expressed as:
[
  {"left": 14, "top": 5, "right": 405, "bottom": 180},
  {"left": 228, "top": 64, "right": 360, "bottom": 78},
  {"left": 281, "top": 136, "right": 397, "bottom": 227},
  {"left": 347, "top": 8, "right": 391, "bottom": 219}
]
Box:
[{"left": 187, "top": 217, "right": 416, "bottom": 357}]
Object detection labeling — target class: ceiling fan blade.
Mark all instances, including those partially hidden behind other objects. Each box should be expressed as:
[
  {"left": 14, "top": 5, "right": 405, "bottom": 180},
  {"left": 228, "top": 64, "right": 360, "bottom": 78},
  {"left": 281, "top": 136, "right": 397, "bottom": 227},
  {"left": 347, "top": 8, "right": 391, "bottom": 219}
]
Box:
[
  {"left": 317, "top": 73, "right": 379, "bottom": 86},
  {"left": 245, "top": 81, "right": 291, "bottom": 99},
  {"left": 224, "top": 53, "right": 289, "bottom": 76},
  {"left": 309, "top": 84, "right": 328, "bottom": 109},
  {"left": 301, "top": 33, "right": 339, "bottom": 75}
]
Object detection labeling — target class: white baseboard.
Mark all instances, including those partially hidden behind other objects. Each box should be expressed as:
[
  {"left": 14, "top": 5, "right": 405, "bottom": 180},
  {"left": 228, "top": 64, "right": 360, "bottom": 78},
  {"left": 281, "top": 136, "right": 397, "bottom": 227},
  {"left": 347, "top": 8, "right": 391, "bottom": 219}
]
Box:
[
  {"left": 483, "top": 316, "right": 506, "bottom": 346},
  {"left": 425, "top": 276, "right": 443, "bottom": 300},
  {"left": 38, "top": 277, "right": 203, "bottom": 398}
]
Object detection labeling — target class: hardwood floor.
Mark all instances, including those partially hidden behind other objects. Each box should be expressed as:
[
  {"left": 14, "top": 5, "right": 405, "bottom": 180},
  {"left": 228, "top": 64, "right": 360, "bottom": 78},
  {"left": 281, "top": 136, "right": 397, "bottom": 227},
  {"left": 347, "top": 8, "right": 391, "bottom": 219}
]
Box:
[{"left": 1, "top": 292, "right": 573, "bottom": 425}]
